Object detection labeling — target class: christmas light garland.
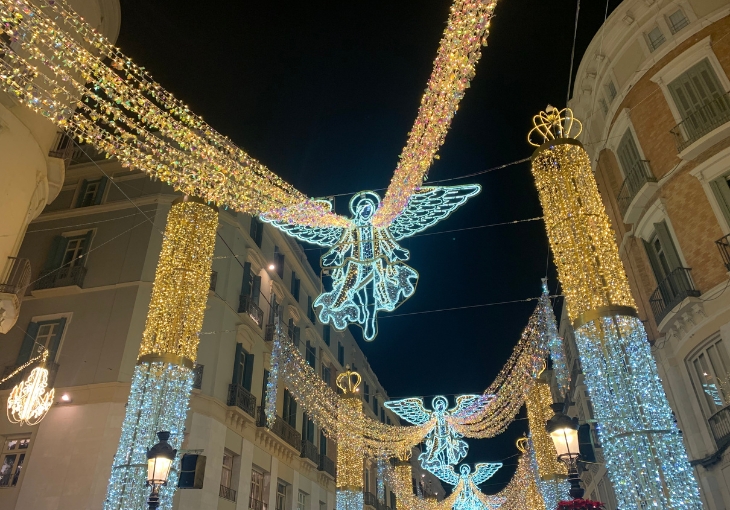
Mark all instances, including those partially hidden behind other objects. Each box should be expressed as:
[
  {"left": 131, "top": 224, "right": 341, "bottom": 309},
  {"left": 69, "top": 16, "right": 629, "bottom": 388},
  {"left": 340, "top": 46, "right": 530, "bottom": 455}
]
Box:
[
  {"left": 525, "top": 377, "right": 566, "bottom": 481},
  {"left": 529, "top": 107, "right": 702, "bottom": 509}
]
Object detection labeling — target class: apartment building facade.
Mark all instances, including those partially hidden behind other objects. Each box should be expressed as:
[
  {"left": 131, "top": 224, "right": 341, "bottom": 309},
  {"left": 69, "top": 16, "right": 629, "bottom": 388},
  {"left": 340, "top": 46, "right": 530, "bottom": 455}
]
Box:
[
  {"left": 568, "top": 0, "right": 730, "bottom": 506},
  {"left": 0, "top": 149, "right": 409, "bottom": 510}
]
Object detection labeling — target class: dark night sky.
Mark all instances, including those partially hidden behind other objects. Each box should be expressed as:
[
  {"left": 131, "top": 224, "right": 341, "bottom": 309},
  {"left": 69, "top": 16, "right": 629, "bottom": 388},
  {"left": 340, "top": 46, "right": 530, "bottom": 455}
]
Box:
[{"left": 117, "top": 0, "right": 621, "bottom": 492}]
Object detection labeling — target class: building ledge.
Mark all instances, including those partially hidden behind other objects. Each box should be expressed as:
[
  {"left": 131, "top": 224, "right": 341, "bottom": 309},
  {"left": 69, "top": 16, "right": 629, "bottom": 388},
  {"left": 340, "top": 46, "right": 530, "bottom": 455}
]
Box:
[
  {"left": 658, "top": 297, "right": 705, "bottom": 335},
  {"left": 30, "top": 285, "right": 83, "bottom": 299},
  {"left": 678, "top": 121, "right": 730, "bottom": 161},
  {"left": 623, "top": 181, "right": 658, "bottom": 224}
]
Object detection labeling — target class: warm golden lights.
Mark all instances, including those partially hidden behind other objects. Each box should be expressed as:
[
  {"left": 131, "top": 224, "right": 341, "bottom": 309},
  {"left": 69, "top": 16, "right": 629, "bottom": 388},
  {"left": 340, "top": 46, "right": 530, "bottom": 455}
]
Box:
[
  {"left": 7, "top": 351, "right": 55, "bottom": 426},
  {"left": 525, "top": 379, "right": 567, "bottom": 480}
]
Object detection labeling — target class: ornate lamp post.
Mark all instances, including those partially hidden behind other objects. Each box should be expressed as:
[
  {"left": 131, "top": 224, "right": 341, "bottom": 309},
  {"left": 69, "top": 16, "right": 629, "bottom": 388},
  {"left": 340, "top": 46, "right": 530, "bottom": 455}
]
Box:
[
  {"left": 146, "top": 431, "right": 177, "bottom": 510},
  {"left": 546, "top": 404, "right": 583, "bottom": 500}
]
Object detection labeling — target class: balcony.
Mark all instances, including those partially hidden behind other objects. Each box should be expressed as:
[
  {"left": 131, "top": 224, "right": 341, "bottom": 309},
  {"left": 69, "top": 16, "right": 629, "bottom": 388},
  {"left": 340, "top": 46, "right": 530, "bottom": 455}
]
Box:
[
  {"left": 239, "top": 295, "right": 263, "bottom": 328},
  {"left": 300, "top": 439, "right": 319, "bottom": 464},
  {"left": 318, "top": 454, "right": 336, "bottom": 478},
  {"left": 715, "top": 234, "right": 730, "bottom": 271},
  {"left": 69, "top": 143, "right": 110, "bottom": 166},
  {"left": 364, "top": 492, "right": 379, "bottom": 509},
  {"left": 227, "top": 384, "right": 257, "bottom": 418},
  {"left": 649, "top": 267, "right": 701, "bottom": 324},
  {"left": 0, "top": 361, "right": 59, "bottom": 390},
  {"left": 0, "top": 257, "right": 30, "bottom": 334},
  {"left": 670, "top": 91, "right": 730, "bottom": 158},
  {"left": 249, "top": 496, "right": 267, "bottom": 510},
  {"left": 616, "top": 160, "right": 657, "bottom": 224},
  {"left": 264, "top": 323, "right": 275, "bottom": 342},
  {"left": 254, "top": 406, "right": 302, "bottom": 450},
  {"left": 219, "top": 484, "right": 237, "bottom": 502},
  {"left": 709, "top": 406, "right": 730, "bottom": 450},
  {"left": 48, "top": 132, "right": 74, "bottom": 166},
  {"left": 35, "top": 265, "right": 87, "bottom": 291},
  {"left": 192, "top": 364, "right": 204, "bottom": 390}
]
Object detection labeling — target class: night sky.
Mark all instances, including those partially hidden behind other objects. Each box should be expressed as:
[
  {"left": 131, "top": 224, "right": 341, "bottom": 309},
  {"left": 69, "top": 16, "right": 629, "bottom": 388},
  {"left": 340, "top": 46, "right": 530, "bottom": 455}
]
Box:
[{"left": 117, "top": 0, "right": 621, "bottom": 492}]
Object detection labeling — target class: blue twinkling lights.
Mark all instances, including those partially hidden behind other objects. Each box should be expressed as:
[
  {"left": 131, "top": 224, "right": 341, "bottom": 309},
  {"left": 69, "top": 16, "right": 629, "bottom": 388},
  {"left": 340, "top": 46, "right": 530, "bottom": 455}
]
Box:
[
  {"left": 337, "top": 489, "right": 364, "bottom": 510},
  {"left": 104, "top": 362, "right": 193, "bottom": 510},
  {"left": 432, "top": 463, "right": 503, "bottom": 510},
  {"left": 266, "top": 318, "right": 284, "bottom": 428},
  {"left": 262, "top": 185, "right": 480, "bottom": 340},
  {"left": 575, "top": 315, "right": 702, "bottom": 509}
]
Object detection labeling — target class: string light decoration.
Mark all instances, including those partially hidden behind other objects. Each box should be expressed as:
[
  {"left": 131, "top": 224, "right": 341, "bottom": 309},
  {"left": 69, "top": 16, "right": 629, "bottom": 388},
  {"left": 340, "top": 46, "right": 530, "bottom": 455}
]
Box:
[
  {"left": 431, "top": 464, "right": 503, "bottom": 510},
  {"left": 525, "top": 376, "right": 567, "bottom": 480},
  {"left": 540, "top": 278, "right": 570, "bottom": 395},
  {"left": 384, "top": 395, "right": 492, "bottom": 473},
  {"left": 529, "top": 107, "right": 702, "bottom": 509},
  {"left": 262, "top": 186, "right": 480, "bottom": 340},
  {"left": 104, "top": 197, "right": 218, "bottom": 510},
  {"left": 6, "top": 349, "right": 54, "bottom": 426},
  {"left": 336, "top": 369, "right": 365, "bottom": 510},
  {"left": 492, "top": 438, "right": 546, "bottom": 510},
  {"left": 384, "top": 460, "right": 460, "bottom": 510}
]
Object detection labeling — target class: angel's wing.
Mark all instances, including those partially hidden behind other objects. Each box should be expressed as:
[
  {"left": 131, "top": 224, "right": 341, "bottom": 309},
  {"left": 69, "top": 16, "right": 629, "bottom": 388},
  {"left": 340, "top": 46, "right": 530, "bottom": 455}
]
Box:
[
  {"left": 449, "top": 394, "right": 495, "bottom": 420},
  {"left": 430, "top": 464, "right": 460, "bottom": 486},
  {"left": 387, "top": 185, "right": 481, "bottom": 240},
  {"left": 471, "top": 462, "right": 502, "bottom": 485},
  {"left": 260, "top": 200, "right": 350, "bottom": 247},
  {"left": 383, "top": 397, "right": 431, "bottom": 425}
]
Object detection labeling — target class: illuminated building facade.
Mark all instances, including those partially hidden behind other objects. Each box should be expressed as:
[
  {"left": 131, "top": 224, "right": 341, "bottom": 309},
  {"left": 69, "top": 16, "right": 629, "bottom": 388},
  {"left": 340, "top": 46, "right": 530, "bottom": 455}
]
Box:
[{"left": 568, "top": 0, "right": 730, "bottom": 507}]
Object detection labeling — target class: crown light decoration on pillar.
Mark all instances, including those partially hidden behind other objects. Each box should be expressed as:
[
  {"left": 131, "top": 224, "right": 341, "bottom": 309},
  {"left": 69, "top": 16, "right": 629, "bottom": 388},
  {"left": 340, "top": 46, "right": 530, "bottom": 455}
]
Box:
[
  {"left": 528, "top": 106, "right": 702, "bottom": 509},
  {"left": 104, "top": 196, "right": 218, "bottom": 510}
]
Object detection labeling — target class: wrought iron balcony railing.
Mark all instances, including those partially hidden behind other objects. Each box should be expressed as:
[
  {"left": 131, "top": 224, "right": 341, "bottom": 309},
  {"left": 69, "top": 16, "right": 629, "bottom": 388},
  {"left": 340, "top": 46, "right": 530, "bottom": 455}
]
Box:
[
  {"left": 227, "top": 384, "right": 257, "bottom": 418},
  {"left": 670, "top": 91, "right": 730, "bottom": 152},
  {"left": 318, "top": 454, "right": 335, "bottom": 477},
  {"left": 35, "top": 265, "right": 87, "bottom": 290},
  {"left": 709, "top": 405, "right": 730, "bottom": 450},
  {"left": 616, "top": 160, "right": 656, "bottom": 218},
  {"left": 48, "top": 132, "right": 74, "bottom": 165},
  {"left": 254, "top": 406, "right": 302, "bottom": 450},
  {"left": 239, "top": 295, "right": 263, "bottom": 328},
  {"left": 716, "top": 234, "right": 730, "bottom": 271},
  {"left": 0, "top": 361, "right": 59, "bottom": 390},
  {"left": 0, "top": 257, "right": 30, "bottom": 303},
  {"left": 364, "top": 492, "right": 378, "bottom": 509},
  {"left": 300, "top": 439, "right": 319, "bottom": 464},
  {"left": 249, "top": 496, "right": 267, "bottom": 510},
  {"left": 219, "top": 484, "right": 237, "bottom": 502},
  {"left": 649, "top": 267, "right": 700, "bottom": 323}
]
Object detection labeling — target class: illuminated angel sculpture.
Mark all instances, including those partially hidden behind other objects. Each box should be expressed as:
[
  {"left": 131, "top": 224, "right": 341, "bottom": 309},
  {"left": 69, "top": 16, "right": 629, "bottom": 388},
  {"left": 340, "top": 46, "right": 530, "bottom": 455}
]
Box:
[
  {"left": 261, "top": 185, "right": 480, "bottom": 340},
  {"left": 435, "top": 463, "right": 505, "bottom": 510},
  {"left": 385, "top": 394, "right": 493, "bottom": 472}
]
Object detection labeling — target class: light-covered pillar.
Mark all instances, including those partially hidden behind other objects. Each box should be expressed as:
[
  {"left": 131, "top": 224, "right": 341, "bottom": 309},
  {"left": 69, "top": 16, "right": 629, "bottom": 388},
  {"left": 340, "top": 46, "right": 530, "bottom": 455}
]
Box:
[
  {"left": 336, "top": 369, "right": 364, "bottom": 510},
  {"left": 104, "top": 196, "right": 218, "bottom": 510},
  {"left": 528, "top": 107, "right": 701, "bottom": 509}
]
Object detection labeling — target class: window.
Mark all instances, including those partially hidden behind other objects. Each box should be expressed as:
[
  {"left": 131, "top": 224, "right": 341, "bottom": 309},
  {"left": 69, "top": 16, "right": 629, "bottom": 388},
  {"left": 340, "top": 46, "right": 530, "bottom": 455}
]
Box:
[
  {"left": 598, "top": 98, "right": 609, "bottom": 116},
  {"left": 240, "top": 262, "right": 262, "bottom": 306},
  {"left": 291, "top": 273, "right": 300, "bottom": 301},
  {"left": 643, "top": 221, "right": 684, "bottom": 285},
  {"left": 668, "top": 59, "right": 728, "bottom": 140},
  {"left": 323, "top": 325, "right": 331, "bottom": 346},
  {"left": 0, "top": 436, "right": 30, "bottom": 487},
  {"left": 364, "top": 469, "right": 370, "bottom": 493},
  {"left": 262, "top": 369, "right": 270, "bottom": 405},
  {"left": 307, "top": 296, "right": 316, "bottom": 323},
  {"left": 386, "top": 416, "right": 391, "bottom": 425},
  {"left": 606, "top": 80, "right": 617, "bottom": 102},
  {"left": 319, "top": 430, "right": 327, "bottom": 456},
  {"left": 690, "top": 336, "right": 730, "bottom": 415},
  {"left": 647, "top": 27, "right": 665, "bottom": 51},
  {"left": 276, "top": 482, "right": 288, "bottom": 510},
  {"left": 17, "top": 318, "right": 67, "bottom": 366},
  {"left": 250, "top": 470, "right": 266, "bottom": 510},
  {"left": 306, "top": 342, "right": 316, "bottom": 368},
  {"left": 303, "top": 413, "right": 315, "bottom": 443},
  {"left": 75, "top": 177, "right": 107, "bottom": 207},
  {"left": 616, "top": 129, "right": 644, "bottom": 178},
  {"left": 364, "top": 382, "right": 370, "bottom": 403},
  {"left": 233, "top": 344, "right": 254, "bottom": 391},
  {"left": 298, "top": 491, "right": 307, "bottom": 510},
  {"left": 273, "top": 246, "right": 285, "bottom": 279},
  {"left": 320, "top": 501, "right": 326, "bottom": 510},
  {"left": 380, "top": 408, "right": 385, "bottom": 423},
  {"left": 337, "top": 342, "right": 344, "bottom": 366},
  {"left": 668, "top": 9, "right": 689, "bottom": 34},
  {"left": 321, "top": 364, "right": 331, "bottom": 386},
  {"left": 283, "top": 389, "right": 297, "bottom": 428},
  {"left": 221, "top": 451, "right": 233, "bottom": 488},
  {"left": 390, "top": 491, "right": 396, "bottom": 510},
  {"left": 250, "top": 217, "right": 264, "bottom": 248},
  {"left": 710, "top": 174, "right": 730, "bottom": 226},
  {"left": 373, "top": 396, "right": 379, "bottom": 415},
  {"left": 288, "top": 318, "right": 301, "bottom": 346},
  {"left": 210, "top": 270, "right": 218, "bottom": 292}
]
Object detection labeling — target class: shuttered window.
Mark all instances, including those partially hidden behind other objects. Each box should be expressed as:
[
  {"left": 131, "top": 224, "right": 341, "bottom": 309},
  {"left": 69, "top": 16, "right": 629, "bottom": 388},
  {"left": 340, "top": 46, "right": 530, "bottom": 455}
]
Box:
[
  {"left": 75, "top": 177, "right": 107, "bottom": 208},
  {"left": 249, "top": 218, "right": 264, "bottom": 247},
  {"left": 709, "top": 175, "right": 730, "bottom": 226},
  {"left": 232, "top": 344, "right": 254, "bottom": 391},
  {"left": 283, "top": 389, "right": 297, "bottom": 428},
  {"left": 616, "top": 130, "right": 643, "bottom": 178},
  {"left": 17, "top": 318, "right": 67, "bottom": 365}
]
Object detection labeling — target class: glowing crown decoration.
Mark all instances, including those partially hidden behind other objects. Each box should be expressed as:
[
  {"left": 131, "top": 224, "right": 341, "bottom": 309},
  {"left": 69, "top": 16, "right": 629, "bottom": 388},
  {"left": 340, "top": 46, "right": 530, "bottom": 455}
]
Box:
[
  {"left": 336, "top": 367, "right": 362, "bottom": 396},
  {"left": 7, "top": 350, "right": 55, "bottom": 426},
  {"left": 527, "top": 106, "right": 583, "bottom": 147}
]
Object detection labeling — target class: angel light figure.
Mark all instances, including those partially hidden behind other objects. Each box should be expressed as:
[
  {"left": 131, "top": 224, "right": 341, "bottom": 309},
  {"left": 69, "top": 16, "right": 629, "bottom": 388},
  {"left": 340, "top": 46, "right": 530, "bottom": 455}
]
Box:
[
  {"left": 384, "top": 394, "right": 493, "bottom": 473},
  {"left": 261, "top": 185, "right": 480, "bottom": 340},
  {"left": 435, "top": 463, "right": 505, "bottom": 510}
]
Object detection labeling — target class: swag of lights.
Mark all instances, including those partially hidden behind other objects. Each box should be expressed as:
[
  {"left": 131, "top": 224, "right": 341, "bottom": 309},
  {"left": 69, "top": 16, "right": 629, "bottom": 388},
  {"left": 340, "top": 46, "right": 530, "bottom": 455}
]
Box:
[{"left": 0, "top": 0, "right": 496, "bottom": 229}]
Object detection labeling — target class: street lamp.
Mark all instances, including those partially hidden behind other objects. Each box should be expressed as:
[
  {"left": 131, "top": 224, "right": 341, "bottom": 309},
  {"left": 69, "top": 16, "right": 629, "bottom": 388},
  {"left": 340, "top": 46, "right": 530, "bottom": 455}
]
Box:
[
  {"left": 546, "top": 403, "right": 584, "bottom": 499},
  {"left": 146, "top": 431, "right": 177, "bottom": 509}
]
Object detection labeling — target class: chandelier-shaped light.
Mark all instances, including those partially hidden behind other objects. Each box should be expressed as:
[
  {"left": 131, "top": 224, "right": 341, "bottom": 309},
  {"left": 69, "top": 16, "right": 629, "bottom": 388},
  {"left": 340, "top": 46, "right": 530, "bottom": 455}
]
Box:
[
  {"left": 262, "top": 185, "right": 480, "bottom": 340},
  {"left": 7, "top": 352, "right": 55, "bottom": 426}
]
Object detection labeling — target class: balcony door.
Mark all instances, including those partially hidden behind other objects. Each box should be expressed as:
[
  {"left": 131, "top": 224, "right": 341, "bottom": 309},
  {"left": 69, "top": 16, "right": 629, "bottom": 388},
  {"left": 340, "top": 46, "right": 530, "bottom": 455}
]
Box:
[
  {"left": 643, "top": 221, "right": 688, "bottom": 303},
  {"left": 689, "top": 336, "right": 730, "bottom": 416}
]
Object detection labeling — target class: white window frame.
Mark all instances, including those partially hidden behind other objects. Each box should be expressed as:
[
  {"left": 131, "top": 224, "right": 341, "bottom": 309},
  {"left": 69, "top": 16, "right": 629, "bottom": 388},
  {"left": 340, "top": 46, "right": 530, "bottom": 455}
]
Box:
[
  {"left": 686, "top": 333, "right": 730, "bottom": 418},
  {"left": 297, "top": 490, "right": 307, "bottom": 510},
  {"left": 0, "top": 435, "right": 31, "bottom": 488},
  {"left": 635, "top": 200, "right": 689, "bottom": 270},
  {"left": 605, "top": 109, "right": 650, "bottom": 179},
  {"left": 28, "top": 313, "right": 72, "bottom": 363},
  {"left": 689, "top": 144, "right": 730, "bottom": 234}
]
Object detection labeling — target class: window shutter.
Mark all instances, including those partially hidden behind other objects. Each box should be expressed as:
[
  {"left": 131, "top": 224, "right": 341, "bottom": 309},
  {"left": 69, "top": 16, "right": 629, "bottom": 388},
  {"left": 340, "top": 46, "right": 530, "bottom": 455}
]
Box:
[
  {"left": 262, "top": 369, "right": 270, "bottom": 403},
  {"left": 617, "top": 130, "right": 642, "bottom": 177},
  {"left": 319, "top": 430, "right": 327, "bottom": 455},
  {"left": 16, "top": 322, "right": 39, "bottom": 365},
  {"left": 643, "top": 238, "right": 665, "bottom": 284},
  {"left": 578, "top": 423, "right": 597, "bottom": 463},
  {"left": 81, "top": 230, "right": 94, "bottom": 260},
  {"left": 241, "top": 262, "right": 252, "bottom": 297},
  {"left": 710, "top": 177, "right": 730, "bottom": 225},
  {"left": 45, "top": 236, "right": 68, "bottom": 271},
  {"left": 251, "top": 275, "right": 261, "bottom": 303},
  {"left": 654, "top": 221, "right": 683, "bottom": 270},
  {"left": 668, "top": 59, "right": 725, "bottom": 120},
  {"left": 94, "top": 177, "right": 108, "bottom": 205},
  {"left": 323, "top": 325, "right": 330, "bottom": 346},
  {"left": 47, "top": 317, "right": 66, "bottom": 363},
  {"left": 255, "top": 221, "right": 263, "bottom": 246},
  {"left": 293, "top": 326, "right": 301, "bottom": 347},
  {"left": 291, "top": 399, "right": 298, "bottom": 428},
  {"left": 232, "top": 343, "right": 243, "bottom": 386},
  {"left": 243, "top": 351, "right": 254, "bottom": 391},
  {"left": 76, "top": 179, "right": 88, "bottom": 208}
]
